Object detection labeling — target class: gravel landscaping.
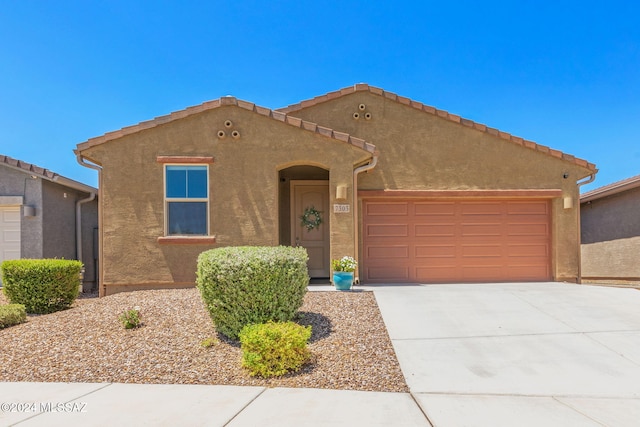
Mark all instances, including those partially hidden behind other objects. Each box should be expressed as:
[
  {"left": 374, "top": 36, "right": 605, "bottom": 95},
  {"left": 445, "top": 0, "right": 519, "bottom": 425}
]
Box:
[{"left": 0, "top": 288, "right": 408, "bottom": 393}]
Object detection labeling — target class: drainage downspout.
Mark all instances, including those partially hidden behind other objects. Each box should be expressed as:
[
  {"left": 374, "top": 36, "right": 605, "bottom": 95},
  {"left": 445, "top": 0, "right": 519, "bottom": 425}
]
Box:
[
  {"left": 352, "top": 153, "right": 379, "bottom": 284},
  {"left": 75, "top": 192, "right": 96, "bottom": 267},
  {"left": 576, "top": 172, "right": 597, "bottom": 284},
  {"left": 76, "top": 153, "right": 103, "bottom": 294}
]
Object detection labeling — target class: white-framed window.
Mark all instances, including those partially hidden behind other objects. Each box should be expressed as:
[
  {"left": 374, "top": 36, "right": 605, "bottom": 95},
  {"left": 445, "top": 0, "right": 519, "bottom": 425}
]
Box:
[{"left": 164, "top": 165, "right": 209, "bottom": 235}]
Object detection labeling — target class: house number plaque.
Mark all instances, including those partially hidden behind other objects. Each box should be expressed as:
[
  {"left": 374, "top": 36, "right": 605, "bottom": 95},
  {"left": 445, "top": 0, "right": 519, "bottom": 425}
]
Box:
[{"left": 333, "top": 204, "right": 350, "bottom": 213}]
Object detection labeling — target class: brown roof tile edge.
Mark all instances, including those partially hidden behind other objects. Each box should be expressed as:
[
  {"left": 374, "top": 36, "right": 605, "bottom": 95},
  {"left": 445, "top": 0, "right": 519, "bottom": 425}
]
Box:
[
  {"left": 76, "top": 97, "right": 376, "bottom": 155},
  {"left": 0, "top": 154, "right": 97, "bottom": 192},
  {"left": 1, "top": 154, "right": 59, "bottom": 180},
  {"left": 277, "top": 84, "right": 596, "bottom": 172},
  {"left": 580, "top": 173, "right": 640, "bottom": 202}
]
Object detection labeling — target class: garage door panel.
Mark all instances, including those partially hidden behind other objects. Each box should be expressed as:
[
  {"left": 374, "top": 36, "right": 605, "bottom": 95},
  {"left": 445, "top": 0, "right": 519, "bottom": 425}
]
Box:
[
  {"left": 415, "top": 224, "right": 455, "bottom": 237},
  {"left": 0, "top": 207, "right": 21, "bottom": 276},
  {"left": 415, "top": 245, "right": 456, "bottom": 258},
  {"left": 414, "top": 202, "right": 455, "bottom": 216},
  {"left": 415, "top": 266, "right": 458, "bottom": 281},
  {"left": 461, "top": 266, "right": 505, "bottom": 280},
  {"left": 366, "top": 245, "right": 409, "bottom": 259},
  {"left": 507, "top": 244, "right": 549, "bottom": 257},
  {"left": 507, "top": 223, "right": 548, "bottom": 236},
  {"left": 366, "top": 266, "right": 410, "bottom": 281},
  {"left": 3, "top": 230, "right": 20, "bottom": 242},
  {"left": 507, "top": 217, "right": 549, "bottom": 226},
  {"left": 461, "top": 203, "right": 503, "bottom": 215},
  {"left": 3, "top": 212, "right": 20, "bottom": 222},
  {"left": 462, "top": 245, "right": 502, "bottom": 257},
  {"left": 460, "top": 214, "right": 503, "bottom": 223},
  {"left": 366, "top": 202, "right": 408, "bottom": 216},
  {"left": 507, "top": 202, "right": 549, "bottom": 214},
  {"left": 366, "top": 224, "right": 408, "bottom": 237},
  {"left": 461, "top": 224, "right": 502, "bottom": 236},
  {"left": 419, "top": 257, "right": 459, "bottom": 267},
  {"left": 362, "top": 199, "right": 551, "bottom": 283}
]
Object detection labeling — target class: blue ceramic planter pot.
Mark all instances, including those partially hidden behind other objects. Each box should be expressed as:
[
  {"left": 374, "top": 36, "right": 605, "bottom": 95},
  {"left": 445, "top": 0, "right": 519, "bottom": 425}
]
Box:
[{"left": 332, "top": 271, "right": 354, "bottom": 290}]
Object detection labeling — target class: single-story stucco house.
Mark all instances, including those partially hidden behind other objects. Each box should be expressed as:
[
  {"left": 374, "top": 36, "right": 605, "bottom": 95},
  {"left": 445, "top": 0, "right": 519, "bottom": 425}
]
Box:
[
  {"left": 0, "top": 155, "right": 99, "bottom": 291},
  {"left": 580, "top": 174, "right": 640, "bottom": 284},
  {"left": 75, "top": 84, "right": 597, "bottom": 296}
]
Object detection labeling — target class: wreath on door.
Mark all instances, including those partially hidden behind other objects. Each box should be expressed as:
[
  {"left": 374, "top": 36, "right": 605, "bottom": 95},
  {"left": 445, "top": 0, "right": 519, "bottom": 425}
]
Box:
[{"left": 300, "top": 206, "right": 323, "bottom": 232}]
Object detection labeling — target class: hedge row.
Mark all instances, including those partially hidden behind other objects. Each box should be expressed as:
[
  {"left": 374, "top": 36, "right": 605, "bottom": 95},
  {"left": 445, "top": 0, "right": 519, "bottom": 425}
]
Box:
[{"left": 1, "top": 259, "right": 82, "bottom": 314}]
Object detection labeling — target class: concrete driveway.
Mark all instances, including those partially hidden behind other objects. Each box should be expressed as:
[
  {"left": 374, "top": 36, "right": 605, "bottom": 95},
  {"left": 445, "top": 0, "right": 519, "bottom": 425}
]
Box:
[{"left": 371, "top": 282, "right": 640, "bottom": 427}]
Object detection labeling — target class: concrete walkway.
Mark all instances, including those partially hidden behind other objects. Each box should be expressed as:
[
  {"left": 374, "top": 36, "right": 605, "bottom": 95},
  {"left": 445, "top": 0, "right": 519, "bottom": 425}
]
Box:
[
  {"left": 0, "top": 382, "right": 428, "bottom": 426},
  {"left": 2, "top": 282, "right": 640, "bottom": 426}
]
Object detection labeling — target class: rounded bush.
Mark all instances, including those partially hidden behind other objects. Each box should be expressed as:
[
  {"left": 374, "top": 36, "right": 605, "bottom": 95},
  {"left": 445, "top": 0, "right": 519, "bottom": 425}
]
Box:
[
  {"left": 196, "top": 246, "right": 309, "bottom": 339},
  {"left": 1, "top": 259, "right": 82, "bottom": 314},
  {"left": 239, "top": 321, "right": 312, "bottom": 377},
  {"left": 0, "top": 304, "right": 27, "bottom": 329}
]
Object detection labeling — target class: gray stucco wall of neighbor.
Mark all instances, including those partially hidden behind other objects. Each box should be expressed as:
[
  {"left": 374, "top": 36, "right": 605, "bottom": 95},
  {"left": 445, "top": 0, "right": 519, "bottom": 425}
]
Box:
[
  {"left": 1, "top": 165, "right": 99, "bottom": 291},
  {"left": 581, "top": 185, "right": 640, "bottom": 280},
  {"left": 42, "top": 180, "right": 79, "bottom": 260},
  {"left": 0, "top": 165, "right": 44, "bottom": 258},
  {"left": 42, "top": 180, "right": 99, "bottom": 291}
]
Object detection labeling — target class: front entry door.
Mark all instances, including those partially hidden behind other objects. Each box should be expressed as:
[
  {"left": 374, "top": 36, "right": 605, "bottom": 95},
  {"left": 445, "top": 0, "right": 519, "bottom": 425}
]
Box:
[{"left": 291, "top": 180, "right": 330, "bottom": 278}]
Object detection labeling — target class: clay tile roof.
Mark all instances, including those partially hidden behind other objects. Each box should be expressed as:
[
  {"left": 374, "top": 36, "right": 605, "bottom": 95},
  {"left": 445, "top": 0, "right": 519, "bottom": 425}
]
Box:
[
  {"left": 0, "top": 154, "right": 97, "bottom": 192},
  {"left": 580, "top": 173, "right": 640, "bottom": 202},
  {"left": 277, "top": 84, "right": 596, "bottom": 172},
  {"left": 1, "top": 154, "right": 59, "bottom": 180},
  {"left": 76, "top": 97, "right": 376, "bottom": 156}
]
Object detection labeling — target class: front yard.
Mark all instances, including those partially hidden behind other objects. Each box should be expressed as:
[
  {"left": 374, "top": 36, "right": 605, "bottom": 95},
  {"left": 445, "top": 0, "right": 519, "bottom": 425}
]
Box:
[{"left": 0, "top": 288, "right": 408, "bottom": 392}]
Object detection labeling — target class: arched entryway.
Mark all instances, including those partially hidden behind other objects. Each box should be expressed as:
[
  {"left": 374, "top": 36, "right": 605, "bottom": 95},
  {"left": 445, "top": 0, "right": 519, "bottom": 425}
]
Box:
[{"left": 279, "top": 165, "right": 330, "bottom": 280}]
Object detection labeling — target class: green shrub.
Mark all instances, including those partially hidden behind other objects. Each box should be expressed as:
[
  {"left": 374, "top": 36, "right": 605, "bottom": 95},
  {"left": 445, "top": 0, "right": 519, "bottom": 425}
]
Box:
[
  {"left": 200, "top": 337, "right": 219, "bottom": 348},
  {"left": 196, "top": 246, "right": 309, "bottom": 339},
  {"left": 0, "top": 304, "right": 27, "bottom": 329},
  {"left": 239, "top": 321, "right": 312, "bottom": 377},
  {"left": 1, "top": 259, "right": 82, "bottom": 314},
  {"left": 119, "top": 307, "right": 141, "bottom": 329}
]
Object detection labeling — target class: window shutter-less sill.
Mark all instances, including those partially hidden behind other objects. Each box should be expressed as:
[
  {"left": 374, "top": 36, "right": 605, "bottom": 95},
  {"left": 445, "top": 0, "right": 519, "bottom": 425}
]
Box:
[{"left": 157, "top": 236, "right": 217, "bottom": 245}]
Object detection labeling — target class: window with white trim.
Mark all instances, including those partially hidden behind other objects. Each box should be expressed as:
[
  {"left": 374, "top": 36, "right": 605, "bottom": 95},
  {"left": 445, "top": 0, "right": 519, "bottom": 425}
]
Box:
[{"left": 165, "top": 165, "right": 208, "bottom": 235}]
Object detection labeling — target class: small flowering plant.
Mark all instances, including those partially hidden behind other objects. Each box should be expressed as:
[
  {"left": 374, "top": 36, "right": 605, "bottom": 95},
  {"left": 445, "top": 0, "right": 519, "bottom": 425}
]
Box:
[
  {"left": 331, "top": 256, "right": 357, "bottom": 272},
  {"left": 119, "top": 306, "right": 141, "bottom": 329}
]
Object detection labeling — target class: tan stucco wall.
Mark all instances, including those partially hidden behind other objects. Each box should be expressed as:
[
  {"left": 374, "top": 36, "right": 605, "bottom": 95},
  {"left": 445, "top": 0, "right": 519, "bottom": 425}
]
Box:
[
  {"left": 581, "top": 186, "right": 640, "bottom": 280},
  {"left": 288, "top": 92, "right": 594, "bottom": 282},
  {"left": 80, "top": 106, "right": 370, "bottom": 294},
  {"left": 582, "top": 237, "right": 640, "bottom": 280}
]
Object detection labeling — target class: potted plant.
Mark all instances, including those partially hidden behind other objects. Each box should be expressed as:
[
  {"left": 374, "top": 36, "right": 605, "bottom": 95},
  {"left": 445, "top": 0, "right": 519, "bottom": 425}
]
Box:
[{"left": 331, "top": 256, "right": 357, "bottom": 290}]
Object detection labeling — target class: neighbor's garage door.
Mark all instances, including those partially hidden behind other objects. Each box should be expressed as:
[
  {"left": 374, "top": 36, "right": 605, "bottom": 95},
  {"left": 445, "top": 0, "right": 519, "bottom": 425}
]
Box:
[
  {"left": 362, "top": 199, "right": 551, "bottom": 283},
  {"left": 0, "top": 207, "right": 21, "bottom": 284}
]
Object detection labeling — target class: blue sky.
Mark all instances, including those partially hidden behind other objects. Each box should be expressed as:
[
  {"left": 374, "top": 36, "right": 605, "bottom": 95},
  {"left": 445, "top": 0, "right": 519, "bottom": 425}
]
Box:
[{"left": 1, "top": 1, "right": 638, "bottom": 192}]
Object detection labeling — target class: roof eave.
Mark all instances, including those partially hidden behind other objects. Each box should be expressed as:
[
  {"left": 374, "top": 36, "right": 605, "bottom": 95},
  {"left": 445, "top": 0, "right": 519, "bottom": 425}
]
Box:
[
  {"left": 277, "top": 83, "right": 597, "bottom": 174},
  {"left": 0, "top": 155, "right": 97, "bottom": 194},
  {"left": 75, "top": 97, "right": 376, "bottom": 156},
  {"left": 580, "top": 175, "right": 640, "bottom": 203}
]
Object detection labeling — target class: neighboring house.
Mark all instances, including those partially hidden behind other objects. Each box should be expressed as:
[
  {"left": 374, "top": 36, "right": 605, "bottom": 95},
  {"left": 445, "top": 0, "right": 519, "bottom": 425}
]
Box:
[
  {"left": 0, "top": 155, "right": 98, "bottom": 291},
  {"left": 75, "top": 84, "right": 596, "bottom": 296},
  {"left": 580, "top": 174, "right": 640, "bottom": 283}
]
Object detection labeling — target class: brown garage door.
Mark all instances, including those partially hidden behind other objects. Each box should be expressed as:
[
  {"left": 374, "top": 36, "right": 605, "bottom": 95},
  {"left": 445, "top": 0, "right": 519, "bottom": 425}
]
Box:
[{"left": 362, "top": 199, "right": 551, "bottom": 283}]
